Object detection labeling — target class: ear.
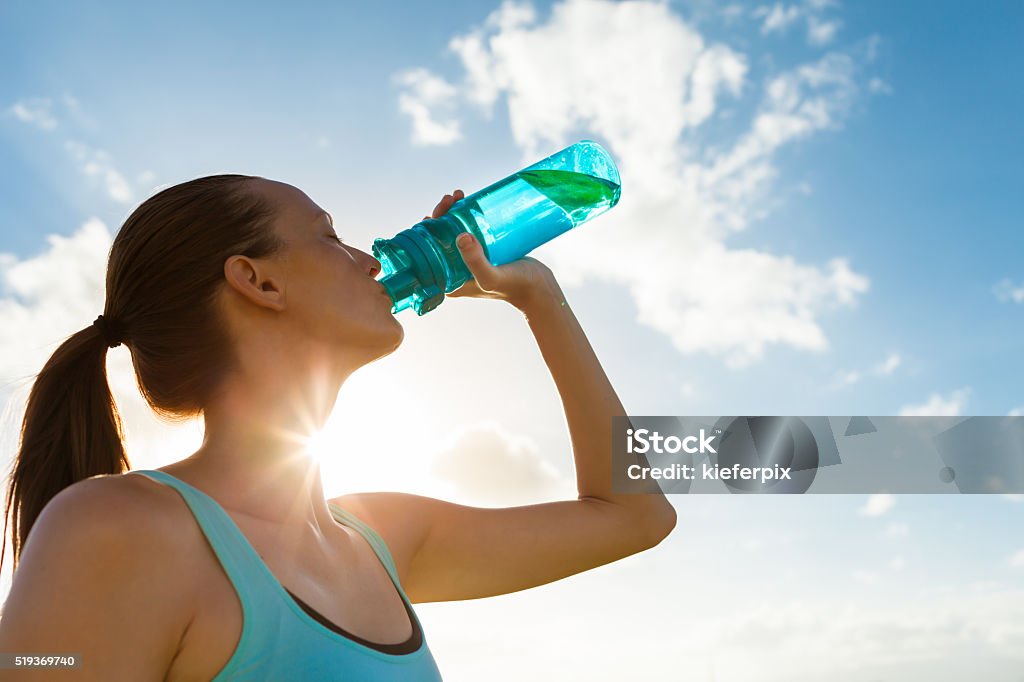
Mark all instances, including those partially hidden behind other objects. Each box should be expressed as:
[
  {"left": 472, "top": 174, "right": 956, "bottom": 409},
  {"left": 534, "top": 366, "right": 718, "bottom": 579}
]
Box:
[{"left": 223, "top": 254, "right": 287, "bottom": 312}]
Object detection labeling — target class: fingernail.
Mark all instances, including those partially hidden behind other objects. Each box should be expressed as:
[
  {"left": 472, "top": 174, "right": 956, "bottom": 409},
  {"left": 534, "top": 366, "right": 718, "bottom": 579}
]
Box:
[{"left": 457, "top": 233, "right": 472, "bottom": 248}]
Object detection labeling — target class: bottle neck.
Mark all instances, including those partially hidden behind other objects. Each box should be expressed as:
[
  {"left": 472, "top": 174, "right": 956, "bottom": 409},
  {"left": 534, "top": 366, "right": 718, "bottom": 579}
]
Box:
[{"left": 373, "top": 217, "right": 459, "bottom": 315}]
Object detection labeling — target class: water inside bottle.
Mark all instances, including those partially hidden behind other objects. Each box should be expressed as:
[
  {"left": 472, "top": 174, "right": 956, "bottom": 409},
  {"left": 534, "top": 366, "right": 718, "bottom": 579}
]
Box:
[
  {"left": 454, "top": 169, "right": 621, "bottom": 265},
  {"left": 518, "top": 170, "right": 620, "bottom": 222}
]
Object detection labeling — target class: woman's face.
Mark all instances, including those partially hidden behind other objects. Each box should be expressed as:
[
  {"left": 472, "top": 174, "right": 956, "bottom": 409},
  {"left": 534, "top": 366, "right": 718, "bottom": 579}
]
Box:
[{"left": 253, "top": 178, "right": 403, "bottom": 363}]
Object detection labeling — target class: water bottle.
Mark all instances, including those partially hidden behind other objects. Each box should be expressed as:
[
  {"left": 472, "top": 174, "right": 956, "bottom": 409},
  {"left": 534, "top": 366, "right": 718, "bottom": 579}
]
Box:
[{"left": 373, "top": 139, "right": 621, "bottom": 315}]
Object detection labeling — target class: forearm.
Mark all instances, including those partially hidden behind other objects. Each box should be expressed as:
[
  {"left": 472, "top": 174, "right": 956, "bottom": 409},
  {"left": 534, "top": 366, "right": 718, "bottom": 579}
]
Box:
[{"left": 518, "top": 273, "right": 676, "bottom": 532}]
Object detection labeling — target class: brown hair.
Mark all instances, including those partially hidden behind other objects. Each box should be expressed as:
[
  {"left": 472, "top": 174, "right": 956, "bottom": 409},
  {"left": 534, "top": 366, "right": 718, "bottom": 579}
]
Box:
[{"left": 2, "top": 174, "right": 284, "bottom": 571}]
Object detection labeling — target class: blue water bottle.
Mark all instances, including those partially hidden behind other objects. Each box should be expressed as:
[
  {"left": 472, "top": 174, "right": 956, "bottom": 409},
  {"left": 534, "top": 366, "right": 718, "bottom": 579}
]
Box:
[{"left": 373, "top": 139, "right": 621, "bottom": 315}]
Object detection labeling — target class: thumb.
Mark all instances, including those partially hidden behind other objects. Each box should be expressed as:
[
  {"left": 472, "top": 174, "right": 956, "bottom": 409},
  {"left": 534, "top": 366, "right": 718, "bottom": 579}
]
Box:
[{"left": 456, "top": 232, "right": 498, "bottom": 289}]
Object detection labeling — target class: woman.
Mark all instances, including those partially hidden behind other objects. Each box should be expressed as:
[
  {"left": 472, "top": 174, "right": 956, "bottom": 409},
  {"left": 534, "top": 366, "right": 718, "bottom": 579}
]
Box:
[{"left": 0, "top": 174, "right": 676, "bottom": 680}]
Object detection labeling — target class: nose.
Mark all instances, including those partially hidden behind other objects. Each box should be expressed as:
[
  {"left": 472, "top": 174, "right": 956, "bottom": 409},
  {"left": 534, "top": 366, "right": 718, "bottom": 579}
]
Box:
[{"left": 358, "top": 249, "right": 382, "bottom": 278}]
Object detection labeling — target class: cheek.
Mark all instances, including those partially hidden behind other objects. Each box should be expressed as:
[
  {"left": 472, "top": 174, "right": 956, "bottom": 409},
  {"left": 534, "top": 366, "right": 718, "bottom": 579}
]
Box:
[
  {"left": 309, "top": 254, "right": 362, "bottom": 305},
  {"left": 288, "top": 268, "right": 356, "bottom": 329},
  {"left": 299, "top": 251, "right": 393, "bottom": 334}
]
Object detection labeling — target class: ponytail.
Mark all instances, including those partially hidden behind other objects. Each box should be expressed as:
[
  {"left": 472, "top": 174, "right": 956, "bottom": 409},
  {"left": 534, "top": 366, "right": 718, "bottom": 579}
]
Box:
[
  {"left": 2, "top": 321, "right": 129, "bottom": 572},
  {"left": 2, "top": 173, "right": 280, "bottom": 575}
]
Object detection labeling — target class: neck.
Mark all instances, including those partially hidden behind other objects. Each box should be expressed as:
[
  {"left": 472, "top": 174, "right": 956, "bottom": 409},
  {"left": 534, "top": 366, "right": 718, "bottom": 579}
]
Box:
[{"left": 172, "top": 347, "right": 353, "bottom": 534}]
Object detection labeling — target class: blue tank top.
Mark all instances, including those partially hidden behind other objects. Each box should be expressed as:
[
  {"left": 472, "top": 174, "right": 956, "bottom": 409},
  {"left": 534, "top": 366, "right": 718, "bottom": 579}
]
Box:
[{"left": 129, "top": 469, "right": 444, "bottom": 681}]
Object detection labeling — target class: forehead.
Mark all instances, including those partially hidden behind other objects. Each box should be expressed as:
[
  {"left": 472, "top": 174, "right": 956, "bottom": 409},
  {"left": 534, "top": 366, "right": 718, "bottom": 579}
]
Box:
[{"left": 253, "top": 179, "right": 327, "bottom": 238}]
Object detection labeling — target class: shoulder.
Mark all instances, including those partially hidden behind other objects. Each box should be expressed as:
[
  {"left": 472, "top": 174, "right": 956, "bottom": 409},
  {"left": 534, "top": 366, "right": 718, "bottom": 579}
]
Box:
[
  {"left": 12, "top": 473, "right": 203, "bottom": 597},
  {"left": 17, "top": 471, "right": 212, "bottom": 598},
  {"left": 328, "top": 491, "right": 436, "bottom": 585},
  {"left": 45, "top": 471, "right": 167, "bottom": 516},
  {"left": 31, "top": 472, "right": 189, "bottom": 548},
  {"left": 0, "top": 473, "right": 199, "bottom": 669},
  {"left": 329, "top": 491, "right": 433, "bottom": 537}
]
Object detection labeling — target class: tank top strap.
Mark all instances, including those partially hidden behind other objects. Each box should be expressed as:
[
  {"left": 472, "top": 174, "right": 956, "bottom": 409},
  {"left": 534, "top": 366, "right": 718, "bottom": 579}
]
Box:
[
  {"left": 128, "top": 469, "right": 276, "bottom": 613},
  {"left": 326, "top": 502, "right": 403, "bottom": 590}
]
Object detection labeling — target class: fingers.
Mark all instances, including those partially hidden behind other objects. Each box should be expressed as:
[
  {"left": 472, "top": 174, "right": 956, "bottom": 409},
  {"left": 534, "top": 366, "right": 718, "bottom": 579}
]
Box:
[
  {"left": 455, "top": 232, "right": 497, "bottom": 291},
  {"left": 430, "top": 189, "right": 465, "bottom": 220}
]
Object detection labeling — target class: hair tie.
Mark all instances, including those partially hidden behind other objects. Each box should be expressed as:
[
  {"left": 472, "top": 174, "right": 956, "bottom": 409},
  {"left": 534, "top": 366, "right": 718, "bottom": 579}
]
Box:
[{"left": 93, "top": 314, "right": 125, "bottom": 349}]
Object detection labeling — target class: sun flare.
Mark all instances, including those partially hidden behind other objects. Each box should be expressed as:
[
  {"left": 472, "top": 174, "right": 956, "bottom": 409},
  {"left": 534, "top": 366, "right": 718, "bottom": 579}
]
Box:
[{"left": 302, "top": 368, "right": 448, "bottom": 499}]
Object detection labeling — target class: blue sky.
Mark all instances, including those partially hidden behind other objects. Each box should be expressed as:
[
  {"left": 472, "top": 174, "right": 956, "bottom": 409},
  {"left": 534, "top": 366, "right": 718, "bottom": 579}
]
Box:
[
  {"left": 3, "top": 0, "right": 1022, "bottom": 416},
  {"left": 2, "top": 1, "right": 1023, "bottom": 679}
]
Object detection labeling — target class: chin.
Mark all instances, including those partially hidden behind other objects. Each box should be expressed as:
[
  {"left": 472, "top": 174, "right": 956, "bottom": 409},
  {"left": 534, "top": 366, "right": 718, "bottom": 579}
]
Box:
[
  {"left": 372, "top": 319, "right": 405, "bottom": 360},
  {"left": 384, "top": 322, "right": 404, "bottom": 353}
]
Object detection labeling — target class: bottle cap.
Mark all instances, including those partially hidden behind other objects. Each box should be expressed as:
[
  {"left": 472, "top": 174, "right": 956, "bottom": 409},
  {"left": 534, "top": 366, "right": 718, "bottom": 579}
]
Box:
[{"left": 373, "top": 224, "right": 448, "bottom": 315}]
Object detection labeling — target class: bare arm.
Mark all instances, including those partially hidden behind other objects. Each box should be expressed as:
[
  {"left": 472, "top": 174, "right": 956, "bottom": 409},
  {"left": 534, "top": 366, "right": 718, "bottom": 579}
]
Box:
[
  {"left": 333, "top": 193, "right": 675, "bottom": 603},
  {"left": 0, "top": 476, "right": 193, "bottom": 681},
  {"left": 516, "top": 269, "right": 676, "bottom": 522}
]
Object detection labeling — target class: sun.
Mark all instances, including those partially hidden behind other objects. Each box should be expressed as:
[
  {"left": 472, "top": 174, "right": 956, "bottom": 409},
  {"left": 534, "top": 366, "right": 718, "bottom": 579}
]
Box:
[{"left": 302, "top": 367, "right": 447, "bottom": 499}]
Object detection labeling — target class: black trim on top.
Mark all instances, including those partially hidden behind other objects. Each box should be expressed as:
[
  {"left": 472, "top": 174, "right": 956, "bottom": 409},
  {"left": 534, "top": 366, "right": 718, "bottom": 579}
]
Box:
[{"left": 284, "top": 589, "right": 423, "bottom": 655}]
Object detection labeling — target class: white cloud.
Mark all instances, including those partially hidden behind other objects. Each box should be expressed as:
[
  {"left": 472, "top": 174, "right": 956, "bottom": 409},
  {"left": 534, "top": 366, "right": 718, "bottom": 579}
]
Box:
[
  {"left": 1011, "top": 550, "right": 1024, "bottom": 568},
  {"left": 754, "top": 4, "right": 802, "bottom": 34},
  {"left": 430, "top": 421, "right": 570, "bottom": 504},
  {"left": 831, "top": 351, "right": 901, "bottom": 389},
  {"left": 753, "top": 2, "right": 840, "bottom": 46},
  {"left": 858, "top": 492, "right": 894, "bottom": 517},
  {"left": 872, "top": 352, "right": 901, "bottom": 375},
  {"left": 0, "top": 220, "right": 110, "bottom": 385},
  {"left": 884, "top": 521, "right": 909, "bottom": 538},
  {"left": 406, "top": 0, "right": 871, "bottom": 368},
  {"left": 721, "top": 4, "right": 745, "bottom": 23},
  {"left": 1008, "top": 408, "right": 1024, "bottom": 417},
  {"left": 831, "top": 369, "right": 861, "bottom": 387},
  {"left": 707, "top": 591, "right": 1024, "bottom": 669},
  {"left": 868, "top": 77, "right": 893, "bottom": 95},
  {"left": 394, "top": 68, "right": 462, "bottom": 146},
  {"left": 865, "top": 33, "right": 882, "bottom": 62},
  {"left": 993, "top": 278, "right": 1024, "bottom": 303},
  {"left": 807, "top": 17, "right": 840, "bottom": 45},
  {"left": 889, "top": 556, "right": 906, "bottom": 570},
  {"left": 7, "top": 97, "right": 58, "bottom": 130},
  {"left": 64, "top": 140, "right": 134, "bottom": 204},
  {"left": 61, "top": 93, "right": 80, "bottom": 113},
  {"left": 8, "top": 94, "right": 133, "bottom": 204},
  {"left": 898, "top": 387, "right": 970, "bottom": 416}
]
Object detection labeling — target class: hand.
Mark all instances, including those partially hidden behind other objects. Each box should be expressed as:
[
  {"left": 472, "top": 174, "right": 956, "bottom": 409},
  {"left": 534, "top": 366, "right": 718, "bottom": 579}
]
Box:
[{"left": 428, "top": 189, "right": 560, "bottom": 311}]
